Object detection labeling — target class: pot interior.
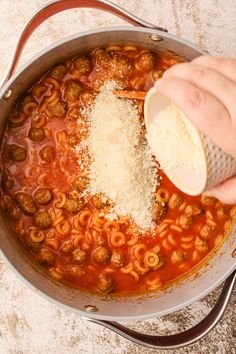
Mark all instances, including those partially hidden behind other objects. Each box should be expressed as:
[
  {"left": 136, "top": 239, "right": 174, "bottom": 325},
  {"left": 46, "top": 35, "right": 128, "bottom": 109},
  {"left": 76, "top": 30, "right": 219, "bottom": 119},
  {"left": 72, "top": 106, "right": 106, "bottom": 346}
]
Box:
[{"left": 0, "top": 27, "right": 235, "bottom": 320}]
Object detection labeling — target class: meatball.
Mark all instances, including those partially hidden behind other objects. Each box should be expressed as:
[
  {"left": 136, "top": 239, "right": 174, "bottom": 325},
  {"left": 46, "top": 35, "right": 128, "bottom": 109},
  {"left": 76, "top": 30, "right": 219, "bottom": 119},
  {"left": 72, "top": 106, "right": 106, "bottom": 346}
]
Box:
[
  {"left": 201, "top": 196, "right": 216, "bottom": 206},
  {"left": 111, "top": 249, "right": 124, "bottom": 268},
  {"left": 130, "top": 76, "right": 145, "bottom": 90},
  {"left": 73, "top": 249, "right": 88, "bottom": 264},
  {"left": 63, "top": 194, "right": 84, "bottom": 214},
  {"left": 109, "top": 56, "right": 132, "bottom": 79},
  {"left": 97, "top": 275, "right": 114, "bottom": 293},
  {"left": 200, "top": 224, "right": 214, "bottom": 239},
  {"left": 66, "top": 134, "right": 78, "bottom": 147},
  {"left": 68, "top": 107, "right": 81, "bottom": 119},
  {"left": 38, "top": 249, "right": 55, "bottom": 266},
  {"left": 8, "top": 205, "right": 22, "bottom": 220},
  {"left": 25, "top": 235, "right": 41, "bottom": 252},
  {"left": 61, "top": 241, "right": 73, "bottom": 254},
  {"left": 94, "top": 49, "right": 111, "bottom": 68},
  {"left": 136, "top": 52, "right": 156, "bottom": 72},
  {"left": 1, "top": 175, "right": 14, "bottom": 191},
  {"left": 34, "top": 210, "right": 51, "bottom": 229},
  {"left": 15, "top": 192, "right": 37, "bottom": 214},
  {"left": 93, "top": 247, "right": 110, "bottom": 265},
  {"left": 39, "top": 145, "right": 55, "bottom": 162},
  {"left": 72, "top": 176, "right": 89, "bottom": 192},
  {"left": 216, "top": 207, "right": 227, "bottom": 220},
  {"left": 80, "top": 91, "right": 94, "bottom": 105},
  {"left": 69, "top": 265, "right": 85, "bottom": 277},
  {"left": 64, "top": 80, "right": 82, "bottom": 102},
  {"left": 195, "top": 237, "right": 209, "bottom": 253},
  {"left": 28, "top": 127, "right": 45, "bottom": 142},
  {"left": 49, "top": 100, "right": 67, "bottom": 118},
  {"left": 171, "top": 250, "right": 185, "bottom": 264},
  {"left": 91, "top": 194, "right": 108, "bottom": 209},
  {"left": 179, "top": 214, "right": 193, "bottom": 231},
  {"left": 50, "top": 64, "right": 67, "bottom": 80},
  {"left": 34, "top": 188, "right": 52, "bottom": 205},
  {"left": 168, "top": 193, "right": 183, "bottom": 210},
  {"left": 74, "top": 56, "right": 91, "bottom": 74},
  {"left": 153, "top": 202, "right": 167, "bottom": 222},
  {"left": 185, "top": 204, "right": 203, "bottom": 216},
  {"left": 152, "top": 69, "right": 164, "bottom": 82},
  {"left": 8, "top": 144, "right": 27, "bottom": 162}
]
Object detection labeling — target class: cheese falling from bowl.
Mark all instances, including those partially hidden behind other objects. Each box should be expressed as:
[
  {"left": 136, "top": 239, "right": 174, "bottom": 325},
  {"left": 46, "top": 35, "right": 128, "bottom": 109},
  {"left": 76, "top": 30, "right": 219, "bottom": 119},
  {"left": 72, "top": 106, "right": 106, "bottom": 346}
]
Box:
[{"left": 85, "top": 81, "right": 158, "bottom": 230}]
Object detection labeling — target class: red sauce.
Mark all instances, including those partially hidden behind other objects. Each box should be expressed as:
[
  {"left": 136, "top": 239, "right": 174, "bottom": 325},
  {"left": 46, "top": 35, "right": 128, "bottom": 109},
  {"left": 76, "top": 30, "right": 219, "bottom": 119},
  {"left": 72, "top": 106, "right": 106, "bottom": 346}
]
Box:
[{"left": 0, "top": 46, "right": 234, "bottom": 295}]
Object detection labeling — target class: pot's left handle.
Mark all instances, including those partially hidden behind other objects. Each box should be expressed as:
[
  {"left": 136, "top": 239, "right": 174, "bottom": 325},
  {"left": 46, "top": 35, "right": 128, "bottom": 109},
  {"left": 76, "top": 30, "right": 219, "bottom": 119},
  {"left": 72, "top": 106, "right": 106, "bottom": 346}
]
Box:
[{"left": 1, "top": 0, "right": 167, "bottom": 87}]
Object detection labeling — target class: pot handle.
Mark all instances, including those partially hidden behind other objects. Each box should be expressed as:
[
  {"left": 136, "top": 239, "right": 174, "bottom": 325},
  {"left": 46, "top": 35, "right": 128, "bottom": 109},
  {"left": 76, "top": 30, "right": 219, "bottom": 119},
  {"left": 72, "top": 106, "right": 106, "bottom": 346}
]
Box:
[
  {"left": 83, "top": 270, "right": 236, "bottom": 350},
  {"left": 1, "top": 0, "right": 167, "bottom": 87}
]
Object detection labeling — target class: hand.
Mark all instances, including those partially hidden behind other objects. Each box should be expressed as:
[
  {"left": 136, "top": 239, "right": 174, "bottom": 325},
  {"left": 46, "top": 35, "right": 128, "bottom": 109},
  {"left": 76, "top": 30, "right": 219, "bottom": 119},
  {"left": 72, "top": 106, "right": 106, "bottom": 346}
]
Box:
[{"left": 154, "top": 56, "right": 236, "bottom": 204}]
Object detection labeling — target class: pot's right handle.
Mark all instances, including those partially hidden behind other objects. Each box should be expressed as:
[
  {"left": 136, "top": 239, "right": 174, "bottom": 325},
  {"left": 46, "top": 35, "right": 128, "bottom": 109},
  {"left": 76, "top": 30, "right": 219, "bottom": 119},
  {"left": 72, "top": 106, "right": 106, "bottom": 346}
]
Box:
[
  {"left": 1, "top": 0, "right": 167, "bottom": 87},
  {"left": 84, "top": 270, "right": 236, "bottom": 350}
]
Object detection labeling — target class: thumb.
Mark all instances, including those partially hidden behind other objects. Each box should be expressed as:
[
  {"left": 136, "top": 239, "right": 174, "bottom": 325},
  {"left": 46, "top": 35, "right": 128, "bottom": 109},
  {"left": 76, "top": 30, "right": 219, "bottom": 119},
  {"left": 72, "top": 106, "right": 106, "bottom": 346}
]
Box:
[{"left": 203, "top": 176, "right": 236, "bottom": 204}]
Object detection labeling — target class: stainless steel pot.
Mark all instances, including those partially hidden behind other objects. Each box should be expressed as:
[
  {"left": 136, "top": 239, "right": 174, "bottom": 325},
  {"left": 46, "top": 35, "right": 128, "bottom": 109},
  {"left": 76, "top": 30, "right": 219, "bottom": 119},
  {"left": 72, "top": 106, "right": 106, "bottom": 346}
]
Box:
[{"left": 0, "top": 0, "right": 235, "bottom": 349}]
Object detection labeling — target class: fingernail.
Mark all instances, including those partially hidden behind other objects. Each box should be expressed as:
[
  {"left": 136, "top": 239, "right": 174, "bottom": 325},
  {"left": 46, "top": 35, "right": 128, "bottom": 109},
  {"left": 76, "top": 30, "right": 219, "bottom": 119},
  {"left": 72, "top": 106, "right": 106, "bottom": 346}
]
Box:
[{"left": 154, "top": 79, "right": 163, "bottom": 88}]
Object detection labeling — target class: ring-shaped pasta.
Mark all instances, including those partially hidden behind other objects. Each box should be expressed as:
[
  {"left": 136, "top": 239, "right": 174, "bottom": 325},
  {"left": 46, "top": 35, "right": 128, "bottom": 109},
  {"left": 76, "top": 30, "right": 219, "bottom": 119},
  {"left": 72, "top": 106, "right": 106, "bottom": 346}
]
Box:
[
  {"left": 9, "top": 113, "right": 26, "bottom": 124},
  {"left": 73, "top": 233, "right": 85, "bottom": 248},
  {"left": 158, "top": 222, "right": 169, "bottom": 233},
  {"left": 103, "top": 220, "right": 120, "bottom": 233},
  {"left": 123, "top": 45, "right": 137, "bottom": 51},
  {"left": 56, "top": 219, "right": 72, "bottom": 238},
  {"left": 156, "top": 188, "right": 170, "bottom": 203},
  {"left": 33, "top": 84, "right": 48, "bottom": 98},
  {"left": 72, "top": 216, "right": 84, "bottom": 232},
  {"left": 135, "top": 260, "right": 149, "bottom": 274},
  {"left": 110, "top": 232, "right": 126, "bottom": 247},
  {"left": 44, "top": 77, "right": 60, "bottom": 90},
  {"left": 56, "top": 130, "right": 67, "bottom": 144},
  {"left": 52, "top": 215, "right": 65, "bottom": 227},
  {"left": 50, "top": 269, "right": 63, "bottom": 280},
  {"left": 126, "top": 233, "right": 138, "bottom": 246},
  {"left": 39, "top": 102, "right": 52, "bottom": 118},
  {"left": 32, "top": 114, "right": 46, "bottom": 128},
  {"left": 45, "top": 238, "right": 60, "bottom": 251},
  {"left": 170, "top": 225, "right": 183, "bottom": 232},
  {"left": 106, "top": 45, "right": 122, "bottom": 51},
  {"left": 23, "top": 102, "right": 38, "bottom": 115},
  {"left": 29, "top": 227, "right": 45, "bottom": 243},
  {"left": 133, "top": 244, "right": 147, "bottom": 260},
  {"left": 152, "top": 244, "right": 161, "bottom": 253},
  {"left": 130, "top": 271, "right": 139, "bottom": 282},
  {"left": 79, "top": 210, "right": 92, "bottom": 226},
  {"left": 92, "top": 211, "right": 106, "bottom": 227},
  {"left": 144, "top": 251, "right": 159, "bottom": 268},
  {"left": 54, "top": 192, "right": 67, "bottom": 209},
  {"left": 121, "top": 263, "right": 133, "bottom": 274}
]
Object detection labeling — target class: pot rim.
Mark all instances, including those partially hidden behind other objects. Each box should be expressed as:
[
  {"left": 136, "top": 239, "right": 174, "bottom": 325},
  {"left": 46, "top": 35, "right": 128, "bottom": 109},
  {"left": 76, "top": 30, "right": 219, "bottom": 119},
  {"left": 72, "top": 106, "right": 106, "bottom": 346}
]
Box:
[
  {"left": 1, "top": 25, "right": 235, "bottom": 321},
  {"left": 0, "top": 25, "right": 206, "bottom": 95}
]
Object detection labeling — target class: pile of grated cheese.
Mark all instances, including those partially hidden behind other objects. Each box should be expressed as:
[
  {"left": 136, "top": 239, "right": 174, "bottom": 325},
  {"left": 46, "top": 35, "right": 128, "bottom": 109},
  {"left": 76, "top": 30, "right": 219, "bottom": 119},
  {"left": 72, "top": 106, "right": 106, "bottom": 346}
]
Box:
[
  {"left": 84, "top": 81, "right": 157, "bottom": 230},
  {"left": 147, "top": 103, "right": 205, "bottom": 173}
]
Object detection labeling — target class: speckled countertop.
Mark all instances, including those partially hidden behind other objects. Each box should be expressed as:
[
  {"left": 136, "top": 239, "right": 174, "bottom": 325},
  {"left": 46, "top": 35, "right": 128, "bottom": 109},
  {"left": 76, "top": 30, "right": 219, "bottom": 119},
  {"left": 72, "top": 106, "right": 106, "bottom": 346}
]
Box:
[{"left": 0, "top": 0, "right": 235, "bottom": 353}]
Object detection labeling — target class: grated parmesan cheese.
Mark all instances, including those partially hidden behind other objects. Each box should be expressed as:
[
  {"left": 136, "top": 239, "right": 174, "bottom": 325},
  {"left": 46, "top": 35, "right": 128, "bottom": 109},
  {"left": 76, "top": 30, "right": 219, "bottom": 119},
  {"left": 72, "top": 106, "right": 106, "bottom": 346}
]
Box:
[
  {"left": 85, "top": 81, "right": 157, "bottom": 230},
  {"left": 147, "top": 103, "right": 205, "bottom": 173}
]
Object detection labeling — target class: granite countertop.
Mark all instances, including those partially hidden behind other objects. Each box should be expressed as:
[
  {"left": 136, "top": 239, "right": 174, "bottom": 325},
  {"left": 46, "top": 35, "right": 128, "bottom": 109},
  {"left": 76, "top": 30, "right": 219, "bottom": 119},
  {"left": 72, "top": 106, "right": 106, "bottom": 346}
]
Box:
[{"left": 0, "top": 0, "right": 235, "bottom": 353}]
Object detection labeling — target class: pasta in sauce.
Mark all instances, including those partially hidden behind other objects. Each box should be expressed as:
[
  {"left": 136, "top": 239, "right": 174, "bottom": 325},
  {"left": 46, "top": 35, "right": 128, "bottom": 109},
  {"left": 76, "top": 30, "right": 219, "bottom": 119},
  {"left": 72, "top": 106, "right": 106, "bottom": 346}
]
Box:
[{"left": 0, "top": 45, "right": 235, "bottom": 295}]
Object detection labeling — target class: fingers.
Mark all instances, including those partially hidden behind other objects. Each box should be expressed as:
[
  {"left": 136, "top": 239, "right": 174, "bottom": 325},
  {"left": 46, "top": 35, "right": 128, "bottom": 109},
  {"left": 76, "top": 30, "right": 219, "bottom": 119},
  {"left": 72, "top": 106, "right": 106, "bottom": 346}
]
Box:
[
  {"left": 154, "top": 77, "right": 234, "bottom": 157},
  {"left": 163, "top": 63, "right": 236, "bottom": 119},
  {"left": 193, "top": 56, "right": 236, "bottom": 82},
  {"left": 204, "top": 176, "right": 236, "bottom": 204}
]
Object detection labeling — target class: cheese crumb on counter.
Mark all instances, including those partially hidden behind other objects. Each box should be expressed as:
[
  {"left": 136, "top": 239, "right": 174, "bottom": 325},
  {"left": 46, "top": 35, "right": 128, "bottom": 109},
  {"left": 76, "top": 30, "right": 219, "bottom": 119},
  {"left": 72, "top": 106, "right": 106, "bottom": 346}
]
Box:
[{"left": 85, "top": 81, "right": 157, "bottom": 230}]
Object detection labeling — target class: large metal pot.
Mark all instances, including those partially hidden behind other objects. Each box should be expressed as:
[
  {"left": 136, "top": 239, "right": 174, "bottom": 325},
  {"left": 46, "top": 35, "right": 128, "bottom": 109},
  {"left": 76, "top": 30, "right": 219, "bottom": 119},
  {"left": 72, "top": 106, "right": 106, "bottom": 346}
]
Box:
[{"left": 0, "top": 0, "right": 235, "bottom": 349}]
